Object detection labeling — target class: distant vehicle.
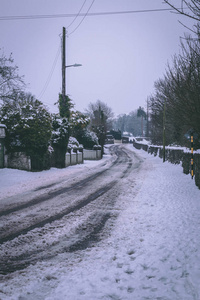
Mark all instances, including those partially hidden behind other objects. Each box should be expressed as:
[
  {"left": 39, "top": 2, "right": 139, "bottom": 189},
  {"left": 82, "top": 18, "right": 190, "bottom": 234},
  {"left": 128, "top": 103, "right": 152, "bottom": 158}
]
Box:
[
  {"left": 105, "top": 135, "right": 114, "bottom": 144},
  {"left": 109, "top": 130, "right": 122, "bottom": 140},
  {"left": 122, "top": 136, "right": 129, "bottom": 143}
]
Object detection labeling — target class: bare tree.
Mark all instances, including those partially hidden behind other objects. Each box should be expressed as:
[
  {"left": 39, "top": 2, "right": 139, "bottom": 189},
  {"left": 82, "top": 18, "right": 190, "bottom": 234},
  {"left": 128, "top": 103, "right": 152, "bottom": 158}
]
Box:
[
  {"left": 149, "top": 31, "right": 200, "bottom": 147},
  {"left": 86, "top": 100, "right": 113, "bottom": 153},
  {"left": 0, "top": 51, "right": 25, "bottom": 104},
  {"left": 164, "top": 0, "right": 200, "bottom": 21}
]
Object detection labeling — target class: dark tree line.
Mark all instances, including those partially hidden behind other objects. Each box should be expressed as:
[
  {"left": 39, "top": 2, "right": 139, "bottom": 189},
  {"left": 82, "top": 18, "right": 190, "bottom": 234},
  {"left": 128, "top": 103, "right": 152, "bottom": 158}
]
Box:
[{"left": 149, "top": 31, "right": 200, "bottom": 148}]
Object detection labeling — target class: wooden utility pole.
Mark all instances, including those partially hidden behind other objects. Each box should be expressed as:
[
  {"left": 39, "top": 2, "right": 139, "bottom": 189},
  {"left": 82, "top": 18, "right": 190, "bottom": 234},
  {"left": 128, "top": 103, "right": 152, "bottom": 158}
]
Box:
[
  {"left": 146, "top": 97, "right": 149, "bottom": 138},
  {"left": 62, "top": 27, "right": 66, "bottom": 99},
  {"left": 163, "top": 101, "right": 166, "bottom": 162},
  {"left": 191, "top": 133, "right": 194, "bottom": 179}
]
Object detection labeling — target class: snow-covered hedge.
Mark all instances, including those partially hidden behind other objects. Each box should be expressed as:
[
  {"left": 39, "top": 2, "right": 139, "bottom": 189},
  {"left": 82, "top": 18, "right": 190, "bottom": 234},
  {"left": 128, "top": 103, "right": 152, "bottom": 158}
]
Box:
[
  {"left": 51, "top": 115, "right": 70, "bottom": 168},
  {"left": 75, "top": 129, "right": 99, "bottom": 150},
  {"left": 68, "top": 137, "right": 80, "bottom": 149},
  {"left": 0, "top": 95, "right": 52, "bottom": 171}
]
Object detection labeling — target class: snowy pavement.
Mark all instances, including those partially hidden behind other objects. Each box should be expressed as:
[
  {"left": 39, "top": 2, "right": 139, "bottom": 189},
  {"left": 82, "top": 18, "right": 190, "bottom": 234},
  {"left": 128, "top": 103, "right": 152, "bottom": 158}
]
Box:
[{"left": 0, "top": 145, "right": 200, "bottom": 300}]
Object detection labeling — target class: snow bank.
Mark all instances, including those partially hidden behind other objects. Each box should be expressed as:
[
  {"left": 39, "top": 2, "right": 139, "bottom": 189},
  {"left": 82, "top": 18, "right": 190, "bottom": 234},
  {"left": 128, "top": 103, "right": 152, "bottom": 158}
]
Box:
[{"left": 0, "top": 153, "right": 111, "bottom": 202}]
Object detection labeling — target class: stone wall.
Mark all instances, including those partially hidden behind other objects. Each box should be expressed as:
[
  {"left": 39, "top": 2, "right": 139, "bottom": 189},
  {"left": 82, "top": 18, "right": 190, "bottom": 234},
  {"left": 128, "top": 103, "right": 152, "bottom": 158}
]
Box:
[
  {"left": 83, "top": 149, "right": 102, "bottom": 160},
  {"left": 3, "top": 146, "right": 103, "bottom": 171},
  {"left": 5, "top": 152, "right": 31, "bottom": 171},
  {"left": 65, "top": 148, "right": 84, "bottom": 167}
]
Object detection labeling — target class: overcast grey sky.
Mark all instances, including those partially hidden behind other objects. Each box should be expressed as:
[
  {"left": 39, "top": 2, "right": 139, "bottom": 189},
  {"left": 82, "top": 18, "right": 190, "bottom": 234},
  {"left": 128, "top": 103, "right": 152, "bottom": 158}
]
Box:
[{"left": 0, "top": 0, "right": 196, "bottom": 116}]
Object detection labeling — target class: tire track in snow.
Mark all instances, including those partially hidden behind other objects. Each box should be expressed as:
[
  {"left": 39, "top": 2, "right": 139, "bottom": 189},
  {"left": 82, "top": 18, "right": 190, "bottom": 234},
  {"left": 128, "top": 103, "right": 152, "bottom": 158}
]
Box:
[
  {"left": 0, "top": 146, "right": 131, "bottom": 243},
  {"left": 0, "top": 180, "right": 117, "bottom": 245},
  {"left": 0, "top": 145, "right": 131, "bottom": 218},
  {"left": 0, "top": 161, "right": 116, "bottom": 218},
  {"left": 0, "top": 212, "right": 112, "bottom": 275},
  {"left": 0, "top": 145, "right": 142, "bottom": 275}
]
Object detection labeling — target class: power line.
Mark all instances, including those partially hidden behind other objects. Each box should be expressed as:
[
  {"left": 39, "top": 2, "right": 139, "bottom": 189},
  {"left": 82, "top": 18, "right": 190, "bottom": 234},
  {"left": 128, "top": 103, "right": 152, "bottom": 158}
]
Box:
[
  {"left": 0, "top": 8, "right": 183, "bottom": 21},
  {"left": 37, "top": 1, "right": 95, "bottom": 101},
  {"left": 66, "top": 0, "right": 87, "bottom": 30},
  {"left": 68, "top": 0, "right": 96, "bottom": 36},
  {"left": 37, "top": 45, "right": 60, "bottom": 100}
]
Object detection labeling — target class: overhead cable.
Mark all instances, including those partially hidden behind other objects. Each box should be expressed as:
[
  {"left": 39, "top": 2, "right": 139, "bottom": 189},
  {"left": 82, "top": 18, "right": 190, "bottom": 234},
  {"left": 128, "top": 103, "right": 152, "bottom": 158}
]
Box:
[
  {"left": 68, "top": 0, "right": 96, "bottom": 36},
  {"left": 0, "top": 8, "right": 184, "bottom": 21},
  {"left": 66, "top": 0, "right": 87, "bottom": 30},
  {"left": 37, "top": 45, "right": 60, "bottom": 100}
]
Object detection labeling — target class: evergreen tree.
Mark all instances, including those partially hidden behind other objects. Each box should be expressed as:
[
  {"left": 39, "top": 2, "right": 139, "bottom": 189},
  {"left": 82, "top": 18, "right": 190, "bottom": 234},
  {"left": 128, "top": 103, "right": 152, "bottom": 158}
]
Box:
[
  {"left": 137, "top": 106, "right": 147, "bottom": 137},
  {"left": 51, "top": 114, "right": 70, "bottom": 168},
  {"left": 70, "top": 110, "right": 98, "bottom": 149},
  {"left": 51, "top": 93, "right": 73, "bottom": 167},
  {"left": 58, "top": 93, "right": 73, "bottom": 118},
  {"left": 0, "top": 92, "right": 52, "bottom": 170}
]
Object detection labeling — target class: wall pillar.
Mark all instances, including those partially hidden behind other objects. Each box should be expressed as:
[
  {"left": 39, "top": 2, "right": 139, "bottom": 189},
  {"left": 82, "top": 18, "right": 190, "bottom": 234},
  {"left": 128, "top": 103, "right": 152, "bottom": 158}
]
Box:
[{"left": 0, "top": 124, "right": 6, "bottom": 168}]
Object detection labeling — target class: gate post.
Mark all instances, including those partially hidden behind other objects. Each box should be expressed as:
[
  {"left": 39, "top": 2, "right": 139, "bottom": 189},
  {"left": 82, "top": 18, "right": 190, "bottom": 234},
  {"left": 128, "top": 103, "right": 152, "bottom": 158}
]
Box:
[{"left": 0, "top": 124, "right": 6, "bottom": 168}]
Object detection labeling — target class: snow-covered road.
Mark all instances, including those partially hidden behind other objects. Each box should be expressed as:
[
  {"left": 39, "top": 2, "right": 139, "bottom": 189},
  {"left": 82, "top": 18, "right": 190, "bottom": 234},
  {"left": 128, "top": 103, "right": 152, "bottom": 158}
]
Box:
[
  {"left": 0, "top": 144, "right": 200, "bottom": 300},
  {"left": 0, "top": 145, "right": 141, "bottom": 274}
]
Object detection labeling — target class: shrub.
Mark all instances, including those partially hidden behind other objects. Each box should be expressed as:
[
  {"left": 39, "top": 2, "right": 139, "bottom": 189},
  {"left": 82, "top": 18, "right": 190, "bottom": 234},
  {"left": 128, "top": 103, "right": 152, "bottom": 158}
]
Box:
[
  {"left": 76, "top": 129, "right": 99, "bottom": 149},
  {"left": 51, "top": 114, "right": 70, "bottom": 168},
  {"left": 0, "top": 93, "right": 52, "bottom": 170}
]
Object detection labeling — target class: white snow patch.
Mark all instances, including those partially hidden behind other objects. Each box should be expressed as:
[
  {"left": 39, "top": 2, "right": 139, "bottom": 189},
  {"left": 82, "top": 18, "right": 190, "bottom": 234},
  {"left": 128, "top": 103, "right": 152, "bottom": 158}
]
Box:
[{"left": 0, "top": 153, "right": 111, "bottom": 202}]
